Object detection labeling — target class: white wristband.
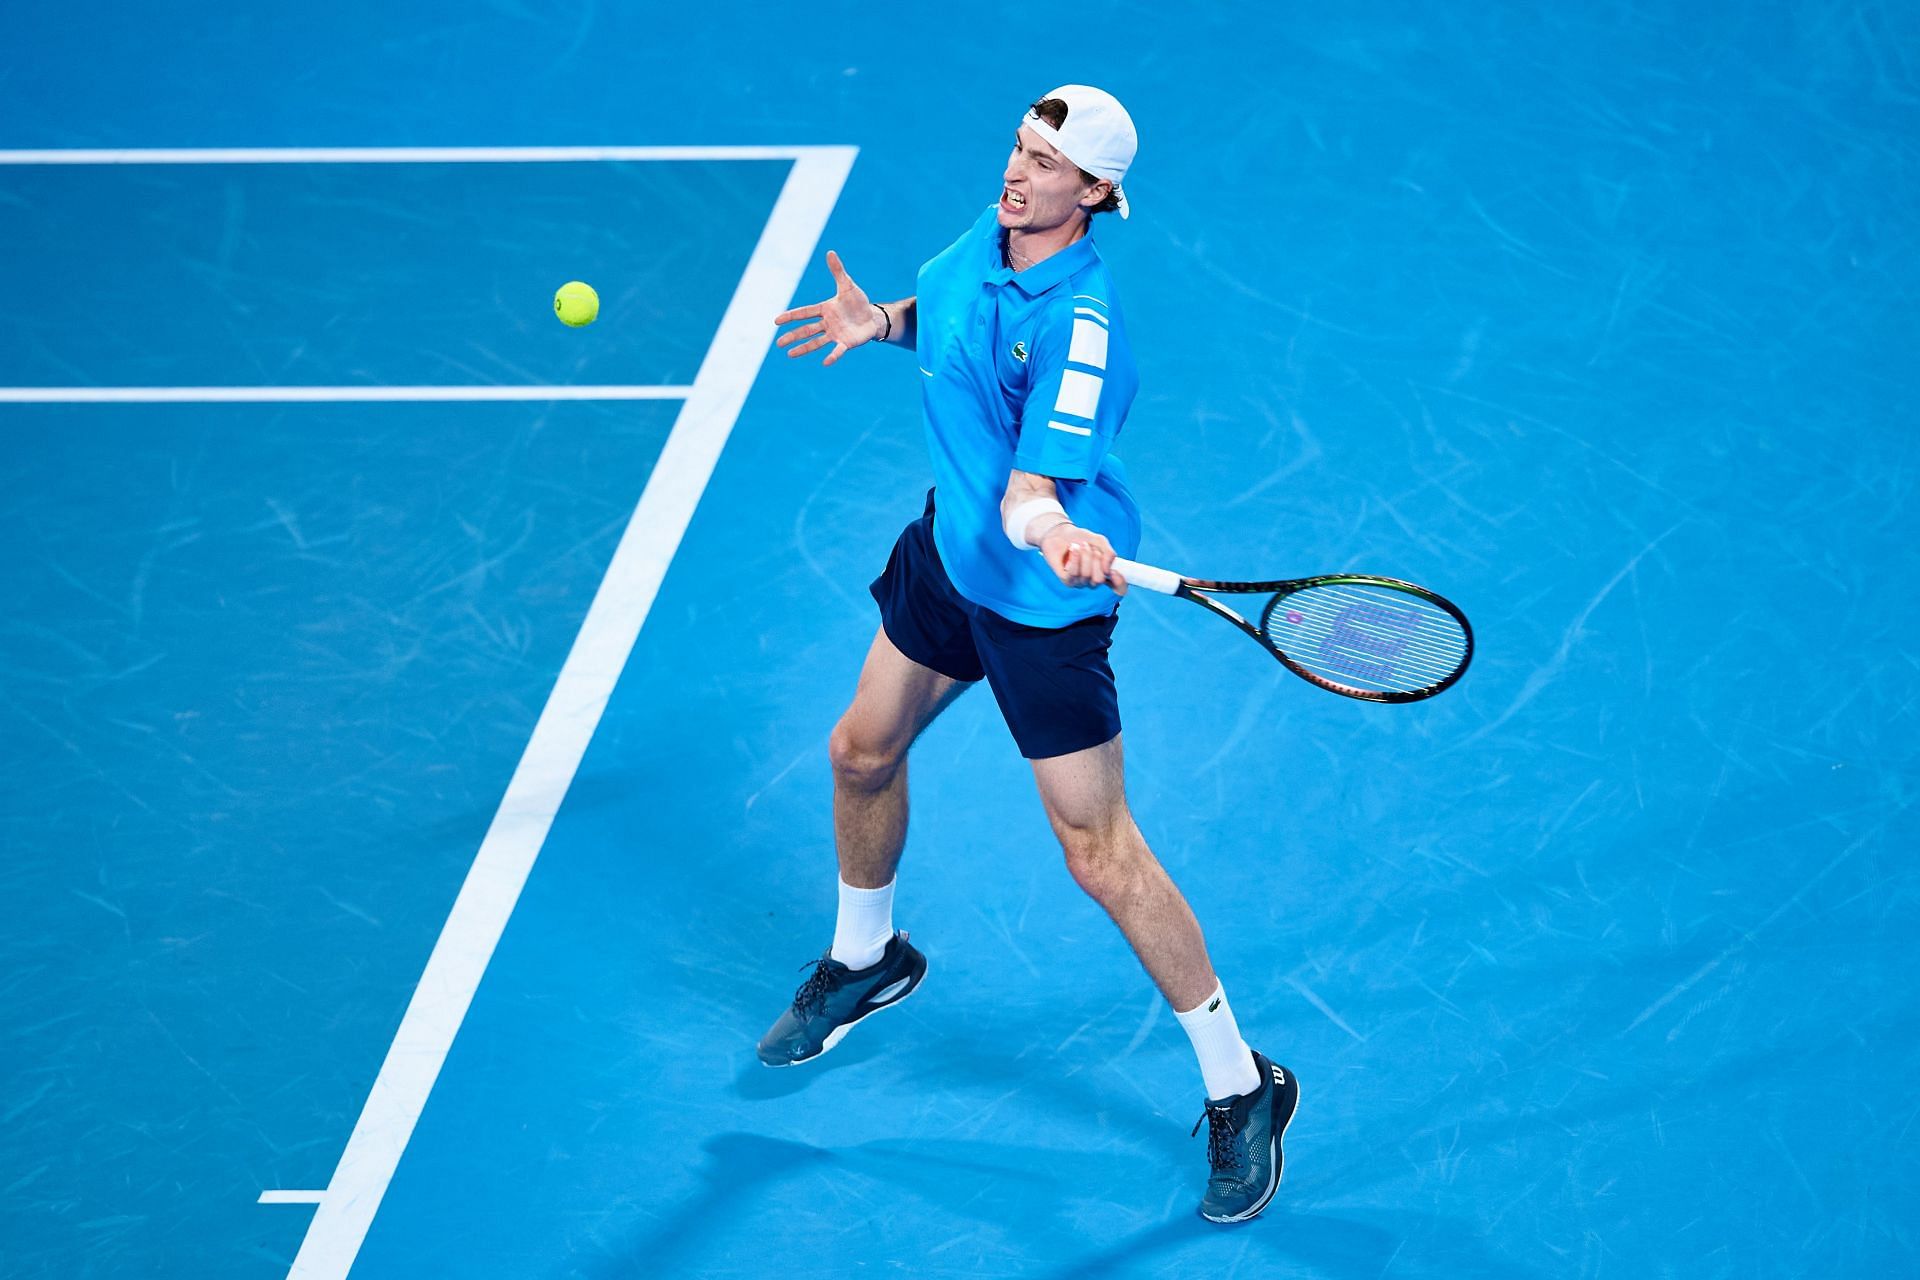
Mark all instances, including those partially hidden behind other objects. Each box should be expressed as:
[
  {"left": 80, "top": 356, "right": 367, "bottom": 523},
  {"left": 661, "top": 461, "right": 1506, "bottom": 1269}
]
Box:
[{"left": 1003, "top": 497, "right": 1068, "bottom": 550}]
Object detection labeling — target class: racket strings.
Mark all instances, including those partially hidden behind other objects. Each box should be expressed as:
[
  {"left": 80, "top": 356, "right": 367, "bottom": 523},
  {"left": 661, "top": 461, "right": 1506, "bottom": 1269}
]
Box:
[
  {"left": 1280, "top": 613, "right": 1463, "bottom": 680},
  {"left": 1263, "top": 587, "right": 1464, "bottom": 664},
  {"left": 1261, "top": 583, "right": 1469, "bottom": 693}
]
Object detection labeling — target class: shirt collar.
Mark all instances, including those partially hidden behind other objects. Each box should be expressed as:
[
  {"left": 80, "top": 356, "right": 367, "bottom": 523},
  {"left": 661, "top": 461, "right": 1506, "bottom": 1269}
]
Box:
[{"left": 981, "top": 222, "right": 1099, "bottom": 297}]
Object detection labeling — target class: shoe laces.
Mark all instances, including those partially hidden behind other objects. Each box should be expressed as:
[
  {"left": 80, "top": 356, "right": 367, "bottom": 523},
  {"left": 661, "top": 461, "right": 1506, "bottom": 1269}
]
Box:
[
  {"left": 1192, "top": 1102, "right": 1242, "bottom": 1174},
  {"left": 791, "top": 955, "right": 838, "bottom": 1019}
]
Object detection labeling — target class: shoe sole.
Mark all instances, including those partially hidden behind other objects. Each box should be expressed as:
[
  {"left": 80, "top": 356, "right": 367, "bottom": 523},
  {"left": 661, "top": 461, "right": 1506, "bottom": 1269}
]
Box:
[
  {"left": 761, "top": 959, "right": 927, "bottom": 1069},
  {"left": 1201, "top": 1072, "right": 1302, "bottom": 1224}
]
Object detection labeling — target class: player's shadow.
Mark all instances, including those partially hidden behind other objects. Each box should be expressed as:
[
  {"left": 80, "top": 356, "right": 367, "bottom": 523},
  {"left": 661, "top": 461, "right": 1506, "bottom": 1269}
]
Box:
[
  {"left": 569, "top": 1134, "right": 835, "bottom": 1278},
  {"left": 574, "top": 1132, "right": 1126, "bottom": 1277},
  {"left": 567, "top": 1132, "right": 1538, "bottom": 1279},
  {"left": 1032, "top": 1205, "right": 1553, "bottom": 1280},
  {"left": 906, "top": 1024, "right": 1195, "bottom": 1158}
]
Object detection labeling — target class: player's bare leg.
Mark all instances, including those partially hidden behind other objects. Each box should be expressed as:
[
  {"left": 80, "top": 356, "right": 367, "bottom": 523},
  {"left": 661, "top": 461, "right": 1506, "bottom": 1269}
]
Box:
[
  {"left": 758, "top": 628, "right": 967, "bottom": 1067},
  {"left": 1028, "top": 733, "right": 1216, "bottom": 1009},
  {"left": 1030, "top": 732, "right": 1299, "bottom": 1223},
  {"left": 829, "top": 627, "right": 969, "bottom": 888}
]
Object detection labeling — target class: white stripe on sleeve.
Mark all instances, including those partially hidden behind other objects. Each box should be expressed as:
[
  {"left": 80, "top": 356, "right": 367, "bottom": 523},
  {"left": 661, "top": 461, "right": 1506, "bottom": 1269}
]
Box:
[
  {"left": 1068, "top": 317, "right": 1109, "bottom": 369},
  {"left": 1047, "top": 420, "right": 1093, "bottom": 436},
  {"left": 1055, "top": 369, "right": 1103, "bottom": 419}
]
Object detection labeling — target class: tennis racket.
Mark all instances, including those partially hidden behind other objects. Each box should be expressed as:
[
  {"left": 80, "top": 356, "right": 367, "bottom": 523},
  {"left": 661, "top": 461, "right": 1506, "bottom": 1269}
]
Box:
[{"left": 1110, "top": 557, "right": 1473, "bottom": 703}]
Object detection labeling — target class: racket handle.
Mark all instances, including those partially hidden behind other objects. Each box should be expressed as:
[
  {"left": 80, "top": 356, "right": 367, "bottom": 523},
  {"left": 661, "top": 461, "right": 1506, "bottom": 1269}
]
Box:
[{"left": 1110, "top": 557, "right": 1183, "bottom": 595}]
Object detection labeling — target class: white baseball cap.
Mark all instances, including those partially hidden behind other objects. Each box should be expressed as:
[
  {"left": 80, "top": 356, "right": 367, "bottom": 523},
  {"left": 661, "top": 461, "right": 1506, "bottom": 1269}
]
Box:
[{"left": 1021, "top": 85, "right": 1137, "bottom": 220}]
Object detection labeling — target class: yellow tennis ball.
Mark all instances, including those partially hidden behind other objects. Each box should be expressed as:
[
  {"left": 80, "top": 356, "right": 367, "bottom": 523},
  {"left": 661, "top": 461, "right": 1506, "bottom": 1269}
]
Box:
[{"left": 554, "top": 280, "right": 599, "bottom": 327}]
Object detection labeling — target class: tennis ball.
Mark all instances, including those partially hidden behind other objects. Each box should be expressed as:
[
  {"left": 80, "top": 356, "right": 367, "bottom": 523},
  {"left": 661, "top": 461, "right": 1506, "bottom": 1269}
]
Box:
[{"left": 554, "top": 280, "right": 599, "bottom": 327}]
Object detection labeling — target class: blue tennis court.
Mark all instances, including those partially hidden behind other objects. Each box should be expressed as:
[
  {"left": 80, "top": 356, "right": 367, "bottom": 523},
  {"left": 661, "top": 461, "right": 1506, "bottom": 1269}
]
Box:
[{"left": 4, "top": 3, "right": 1915, "bottom": 1277}]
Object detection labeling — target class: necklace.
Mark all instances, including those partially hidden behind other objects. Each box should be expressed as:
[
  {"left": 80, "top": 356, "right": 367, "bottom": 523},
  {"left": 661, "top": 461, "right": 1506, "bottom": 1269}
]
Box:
[{"left": 1004, "top": 236, "right": 1034, "bottom": 271}]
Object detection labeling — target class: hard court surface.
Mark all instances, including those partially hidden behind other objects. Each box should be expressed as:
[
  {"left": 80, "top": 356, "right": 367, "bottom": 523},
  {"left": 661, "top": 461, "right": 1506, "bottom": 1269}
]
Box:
[{"left": 2, "top": 4, "right": 1914, "bottom": 1277}]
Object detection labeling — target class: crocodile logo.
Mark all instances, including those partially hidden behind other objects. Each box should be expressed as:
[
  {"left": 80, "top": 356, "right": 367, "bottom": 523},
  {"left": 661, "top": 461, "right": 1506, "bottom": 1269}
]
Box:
[{"left": 1011, "top": 340, "right": 1029, "bottom": 363}]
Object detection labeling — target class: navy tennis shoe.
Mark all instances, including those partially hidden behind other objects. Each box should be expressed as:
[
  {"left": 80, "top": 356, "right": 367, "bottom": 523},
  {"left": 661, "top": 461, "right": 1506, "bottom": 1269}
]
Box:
[
  {"left": 757, "top": 931, "right": 927, "bottom": 1067},
  {"left": 1194, "top": 1050, "right": 1300, "bottom": 1223}
]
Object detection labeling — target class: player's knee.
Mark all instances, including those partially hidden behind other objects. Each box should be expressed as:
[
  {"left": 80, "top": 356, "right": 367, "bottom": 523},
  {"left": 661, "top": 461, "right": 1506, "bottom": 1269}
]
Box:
[
  {"left": 1057, "top": 821, "right": 1134, "bottom": 902},
  {"left": 828, "top": 720, "right": 902, "bottom": 793}
]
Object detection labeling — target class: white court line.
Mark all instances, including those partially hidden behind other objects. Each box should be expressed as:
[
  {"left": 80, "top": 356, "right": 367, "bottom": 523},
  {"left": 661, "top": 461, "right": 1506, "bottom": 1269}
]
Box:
[
  {"left": 279, "top": 145, "right": 855, "bottom": 1279},
  {"left": 0, "top": 145, "right": 834, "bottom": 164},
  {"left": 259, "top": 1191, "right": 327, "bottom": 1205},
  {"left": 0, "top": 386, "right": 693, "bottom": 404}
]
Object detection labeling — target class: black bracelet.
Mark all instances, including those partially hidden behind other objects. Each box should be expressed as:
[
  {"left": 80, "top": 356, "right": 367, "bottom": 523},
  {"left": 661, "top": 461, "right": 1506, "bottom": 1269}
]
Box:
[{"left": 875, "top": 303, "right": 892, "bottom": 342}]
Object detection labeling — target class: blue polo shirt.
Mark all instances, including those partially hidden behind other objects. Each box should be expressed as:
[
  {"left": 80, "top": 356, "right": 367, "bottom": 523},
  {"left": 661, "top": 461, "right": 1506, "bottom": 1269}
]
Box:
[{"left": 915, "top": 205, "right": 1141, "bottom": 628}]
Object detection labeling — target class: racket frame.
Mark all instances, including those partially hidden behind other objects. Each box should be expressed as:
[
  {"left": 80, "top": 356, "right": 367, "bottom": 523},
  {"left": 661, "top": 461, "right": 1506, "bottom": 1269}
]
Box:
[{"left": 1112, "top": 558, "right": 1474, "bottom": 703}]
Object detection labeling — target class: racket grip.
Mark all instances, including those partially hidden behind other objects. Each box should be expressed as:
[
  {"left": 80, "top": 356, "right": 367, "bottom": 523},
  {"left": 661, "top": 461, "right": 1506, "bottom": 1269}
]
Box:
[{"left": 1110, "top": 557, "right": 1183, "bottom": 595}]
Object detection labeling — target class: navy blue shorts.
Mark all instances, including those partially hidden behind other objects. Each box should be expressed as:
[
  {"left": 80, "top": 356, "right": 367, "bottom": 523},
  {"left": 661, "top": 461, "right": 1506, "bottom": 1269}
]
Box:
[{"left": 869, "top": 493, "right": 1121, "bottom": 760}]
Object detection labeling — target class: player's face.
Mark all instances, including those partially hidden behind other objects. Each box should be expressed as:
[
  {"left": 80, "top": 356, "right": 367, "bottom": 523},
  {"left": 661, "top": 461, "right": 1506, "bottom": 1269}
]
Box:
[{"left": 1000, "top": 126, "right": 1108, "bottom": 233}]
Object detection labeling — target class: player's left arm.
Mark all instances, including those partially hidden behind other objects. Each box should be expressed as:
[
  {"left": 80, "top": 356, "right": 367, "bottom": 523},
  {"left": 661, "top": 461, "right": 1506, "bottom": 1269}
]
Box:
[{"left": 1001, "top": 469, "right": 1126, "bottom": 592}]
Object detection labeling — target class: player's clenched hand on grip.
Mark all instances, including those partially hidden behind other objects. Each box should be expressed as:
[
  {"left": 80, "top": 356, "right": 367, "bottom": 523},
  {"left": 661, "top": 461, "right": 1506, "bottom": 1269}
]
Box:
[
  {"left": 1039, "top": 525, "right": 1128, "bottom": 594},
  {"left": 774, "top": 250, "right": 883, "bottom": 366}
]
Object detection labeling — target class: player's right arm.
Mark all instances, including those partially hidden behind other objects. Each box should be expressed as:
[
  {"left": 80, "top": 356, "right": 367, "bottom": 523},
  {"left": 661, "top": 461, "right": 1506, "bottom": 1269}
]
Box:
[
  {"left": 1001, "top": 468, "right": 1127, "bottom": 594},
  {"left": 774, "top": 250, "right": 916, "bottom": 365}
]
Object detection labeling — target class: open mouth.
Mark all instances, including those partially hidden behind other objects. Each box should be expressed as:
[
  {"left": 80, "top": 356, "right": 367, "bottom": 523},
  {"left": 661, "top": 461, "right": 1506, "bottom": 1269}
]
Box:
[{"left": 1000, "top": 186, "right": 1027, "bottom": 212}]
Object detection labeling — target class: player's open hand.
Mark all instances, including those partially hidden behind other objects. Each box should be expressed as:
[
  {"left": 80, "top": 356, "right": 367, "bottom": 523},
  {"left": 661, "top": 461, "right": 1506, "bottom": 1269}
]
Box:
[
  {"left": 1039, "top": 525, "right": 1127, "bottom": 595},
  {"left": 773, "top": 250, "right": 883, "bottom": 366}
]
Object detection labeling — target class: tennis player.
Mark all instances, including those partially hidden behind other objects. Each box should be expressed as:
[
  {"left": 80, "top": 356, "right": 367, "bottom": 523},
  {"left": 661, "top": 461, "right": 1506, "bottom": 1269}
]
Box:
[{"left": 760, "top": 86, "right": 1298, "bottom": 1223}]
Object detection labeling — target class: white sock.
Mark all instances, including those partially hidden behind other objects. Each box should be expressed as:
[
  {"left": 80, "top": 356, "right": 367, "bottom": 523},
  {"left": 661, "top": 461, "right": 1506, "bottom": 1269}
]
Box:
[
  {"left": 829, "top": 877, "right": 895, "bottom": 970},
  {"left": 1175, "top": 981, "right": 1262, "bottom": 1100}
]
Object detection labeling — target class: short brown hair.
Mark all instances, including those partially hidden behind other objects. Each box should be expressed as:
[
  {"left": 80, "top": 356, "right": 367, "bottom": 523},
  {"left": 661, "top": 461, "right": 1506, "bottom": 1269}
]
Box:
[{"left": 1028, "top": 97, "right": 1123, "bottom": 216}]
